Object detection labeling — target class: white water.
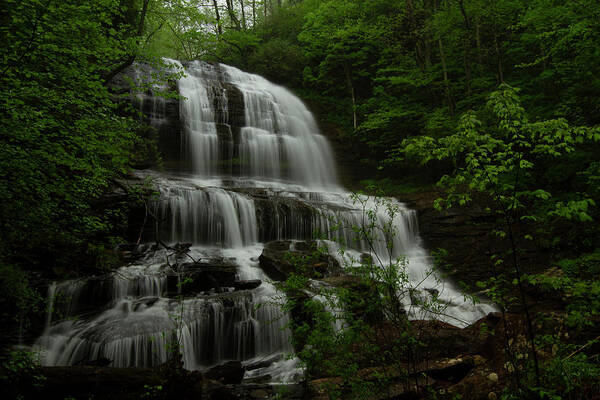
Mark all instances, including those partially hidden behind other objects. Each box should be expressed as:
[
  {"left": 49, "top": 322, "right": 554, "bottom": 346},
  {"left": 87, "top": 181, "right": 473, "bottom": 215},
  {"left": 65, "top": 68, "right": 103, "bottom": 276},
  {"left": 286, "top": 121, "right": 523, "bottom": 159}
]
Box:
[{"left": 35, "top": 61, "right": 495, "bottom": 381}]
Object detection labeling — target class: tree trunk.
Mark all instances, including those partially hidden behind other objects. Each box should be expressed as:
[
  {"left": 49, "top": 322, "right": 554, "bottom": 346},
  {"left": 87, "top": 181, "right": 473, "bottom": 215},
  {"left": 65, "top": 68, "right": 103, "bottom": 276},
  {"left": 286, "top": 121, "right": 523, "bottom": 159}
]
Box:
[
  {"left": 438, "top": 38, "right": 455, "bottom": 116},
  {"left": 423, "top": 0, "right": 433, "bottom": 69},
  {"left": 102, "top": 0, "right": 150, "bottom": 83},
  {"left": 239, "top": 0, "right": 246, "bottom": 30},
  {"left": 494, "top": 32, "right": 504, "bottom": 83},
  {"left": 212, "top": 0, "right": 222, "bottom": 35},
  {"left": 406, "top": 0, "right": 424, "bottom": 71},
  {"left": 343, "top": 62, "right": 358, "bottom": 131},
  {"left": 464, "top": 48, "right": 472, "bottom": 96},
  {"left": 476, "top": 17, "right": 482, "bottom": 72},
  {"left": 457, "top": 0, "right": 472, "bottom": 95},
  {"left": 226, "top": 0, "right": 241, "bottom": 30},
  {"left": 252, "top": 0, "right": 256, "bottom": 25},
  {"left": 457, "top": 0, "right": 470, "bottom": 29}
]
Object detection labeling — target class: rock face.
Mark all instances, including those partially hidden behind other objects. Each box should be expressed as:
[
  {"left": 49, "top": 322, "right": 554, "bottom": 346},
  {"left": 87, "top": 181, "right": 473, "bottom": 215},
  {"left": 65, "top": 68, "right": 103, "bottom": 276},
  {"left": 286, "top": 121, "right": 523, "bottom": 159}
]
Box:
[
  {"left": 165, "top": 259, "right": 239, "bottom": 295},
  {"left": 109, "top": 62, "right": 251, "bottom": 174},
  {"left": 109, "top": 63, "right": 182, "bottom": 169},
  {"left": 258, "top": 240, "right": 342, "bottom": 281},
  {"left": 399, "top": 191, "right": 548, "bottom": 294}
]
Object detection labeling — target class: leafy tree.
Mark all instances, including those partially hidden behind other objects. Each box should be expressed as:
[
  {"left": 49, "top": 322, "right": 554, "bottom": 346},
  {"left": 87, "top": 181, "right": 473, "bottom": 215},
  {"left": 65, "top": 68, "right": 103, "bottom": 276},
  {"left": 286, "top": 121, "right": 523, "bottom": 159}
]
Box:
[
  {"left": 0, "top": 0, "right": 153, "bottom": 275},
  {"left": 394, "top": 84, "right": 600, "bottom": 395}
]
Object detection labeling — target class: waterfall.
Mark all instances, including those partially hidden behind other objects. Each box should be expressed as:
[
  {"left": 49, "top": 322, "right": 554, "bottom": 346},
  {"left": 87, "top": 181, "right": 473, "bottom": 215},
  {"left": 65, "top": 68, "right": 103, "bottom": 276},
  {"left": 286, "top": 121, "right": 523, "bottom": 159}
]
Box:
[{"left": 35, "top": 60, "right": 495, "bottom": 381}]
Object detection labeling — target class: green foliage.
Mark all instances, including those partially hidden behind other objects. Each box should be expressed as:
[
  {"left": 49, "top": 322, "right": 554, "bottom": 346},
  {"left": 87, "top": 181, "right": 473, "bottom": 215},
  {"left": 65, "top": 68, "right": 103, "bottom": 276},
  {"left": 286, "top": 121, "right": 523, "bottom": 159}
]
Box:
[
  {"left": 0, "top": 350, "right": 46, "bottom": 400},
  {"left": 527, "top": 272, "right": 600, "bottom": 330},
  {"left": 0, "top": 0, "right": 158, "bottom": 275},
  {"left": 141, "top": 384, "right": 164, "bottom": 400},
  {"left": 396, "top": 84, "right": 599, "bottom": 235},
  {"left": 274, "top": 192, "right": 456, "bottom": 398},
  {"left": 0, "top": 264, "right": 44, "bottom": 336},
  {"left": 395, "top": 83, "right": 600, "bottom": 397},
  {"left": 247, "top": 38, "right": 306, "bottom": 85}
]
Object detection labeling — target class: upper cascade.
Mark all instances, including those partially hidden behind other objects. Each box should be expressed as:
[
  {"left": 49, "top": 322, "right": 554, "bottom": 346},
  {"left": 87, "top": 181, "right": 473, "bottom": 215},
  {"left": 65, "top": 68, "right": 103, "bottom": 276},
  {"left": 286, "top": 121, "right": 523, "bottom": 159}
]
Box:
[{"left": 166, "top": 59, "right": 339, "bottom": 189}]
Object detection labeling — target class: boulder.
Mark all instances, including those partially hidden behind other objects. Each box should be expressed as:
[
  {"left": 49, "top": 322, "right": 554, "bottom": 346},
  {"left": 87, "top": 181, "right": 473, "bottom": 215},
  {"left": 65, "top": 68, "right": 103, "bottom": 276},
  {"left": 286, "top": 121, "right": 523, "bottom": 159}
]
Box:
[
  {"left": 233, "top": 280, "right": 262, "bottom": 291},
  {"left": 115, "top": 242, "right": 158, "bottom": 262},
  {"left": 166, "top": 260, "right": 238, "bottom": 295},
  {"left": 259, "top": 240, "right": 341, "bottom": 281},
  {"left": 244, "top": 354, "right": 283, "bottom": 371},
  {"left": 204, "top": 360, "right": 245, "bottom": 384},
  {"left": 409, "top": 319, "right": 489, "bottom": 359}
]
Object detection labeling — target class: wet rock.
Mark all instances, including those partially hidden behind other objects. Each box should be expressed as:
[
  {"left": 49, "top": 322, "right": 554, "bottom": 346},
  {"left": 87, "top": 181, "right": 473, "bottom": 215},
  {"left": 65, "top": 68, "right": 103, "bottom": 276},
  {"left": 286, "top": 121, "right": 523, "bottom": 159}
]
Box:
[
  {"left": 421, "top": 357, "right": 476, "bottom": 383},
  {"left": 487, "top": 372, "right": 498, "bottom": 383},
  {"left": 244, "top": 354, "right": 283, "bottom": 371},
  {"left": 58, "top": 276, "right": 115, "bottom": 316},
  {"left": 166, "top": 261, "right": 238, "bottom": 295},
  {"left": 110, "top": 64, "right": 182, "bottom": 170},
  {"left": 73, "top": 356, "right": 113, "bottom": 367},
  {"left": 221, "top": 82, "right": 245, "bottom": 129},
  {"left": 250, "top": 388, "right": 270, "bottom": 398},
  {"left": 410, "top": 319, "right": 488, "bottom": 359},
  {"left": 233, "top": 280, "right": 262, "bottom": 291},
  {"left": 254, "top": 199, "right": 313, "bottom": 242},
  {"left": 206, "top": 383, "right": 302, "bottom": 400},
  {"left": 173, "top": 242, "right": 193, "bottom": 252},
  {"left": 115, "top": 242, "right": 158, "bottom": 262},
  {"left": 447, "top": 369, "right": 498, "bottom": 400},
  {"left": 244, "top": 374, "right": 272, "bottom": 384},
  {"left": 259, "top": 240, "right": 341, "bottom": 281},
  {"left": 204, "top": 360, "right": 245, "bottom": 384}
]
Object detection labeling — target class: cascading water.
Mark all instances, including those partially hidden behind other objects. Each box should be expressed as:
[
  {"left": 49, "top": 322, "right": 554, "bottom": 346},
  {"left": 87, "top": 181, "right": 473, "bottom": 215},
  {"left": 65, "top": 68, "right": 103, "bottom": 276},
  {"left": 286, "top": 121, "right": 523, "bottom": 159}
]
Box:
[{"left": 35, "top": 60, "right": 495, "bottom": 381}]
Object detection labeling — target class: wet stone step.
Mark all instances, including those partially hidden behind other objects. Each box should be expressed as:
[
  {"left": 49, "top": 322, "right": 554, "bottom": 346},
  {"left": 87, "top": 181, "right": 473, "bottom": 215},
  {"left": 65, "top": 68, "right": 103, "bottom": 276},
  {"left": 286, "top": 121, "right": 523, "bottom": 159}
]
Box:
[
  {"left": 233, "top": 280, "right": 262, "bottom": 291},
  {"left": 204, "top": 360, "right": 245, "bottom": 384},
  {"left": 164, "top": 263, "right": 261, "bottom": 295},
  {"left": 244, "top": 354, "right": 284, "bottom": 371}
]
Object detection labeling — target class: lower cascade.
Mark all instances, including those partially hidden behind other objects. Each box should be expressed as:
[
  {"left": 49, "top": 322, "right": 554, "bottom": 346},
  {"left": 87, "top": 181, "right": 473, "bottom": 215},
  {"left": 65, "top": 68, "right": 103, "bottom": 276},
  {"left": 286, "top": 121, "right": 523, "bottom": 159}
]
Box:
[{"left": 34, "top": 60, "right": 496, "bottom": 382}]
